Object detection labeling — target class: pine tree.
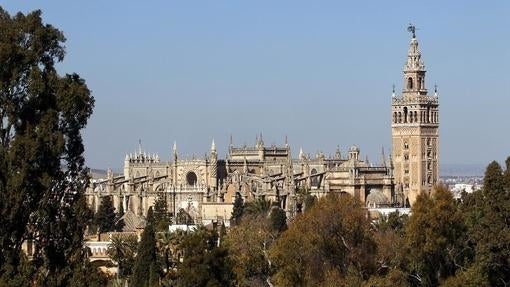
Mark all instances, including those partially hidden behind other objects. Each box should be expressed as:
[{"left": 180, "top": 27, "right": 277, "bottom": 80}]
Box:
[
  {"left": 0, "top": 7, "right": 94, "bottom": 285},
  {"left": 269, "top": 207, "right": 287, "bottom": 233},
  {"left": 115, "top": 201, "right": 125, "bottom": 232},
  {"left": 94, "top": 196, "right": 116, "bottom": 233},
  {"left": 231, "top": 194, "right": 244, "bottom": 225},
  {"left": 483, "top": 161, "right": 505, "bottom": 193},
  {"left": 131, "top": 208, "right": 159, "bottom": 287},
  {"left": 459, "top": 159, "right": 510, "bottom": 286},
  {"left": 153, "top": 193, "right": 170, "bottom": 231},
  {"left": 176, "top": 228, "right": 234, "bottom": 286}
]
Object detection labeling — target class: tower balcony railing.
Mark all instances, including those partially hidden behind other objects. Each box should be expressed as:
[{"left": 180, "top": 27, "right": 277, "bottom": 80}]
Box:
[{"left": 392, "top": 95, "right": 438, "bottom": 104}]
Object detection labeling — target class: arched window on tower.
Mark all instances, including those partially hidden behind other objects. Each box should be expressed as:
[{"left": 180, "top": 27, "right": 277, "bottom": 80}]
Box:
[
  {"left": 398, "top": 112, "right": 402, "bottom": 123},
  {"left": 393, "top": 112, "right": 397, "bottom": 123},
  {"left": 417, "top": 77, "right": 422, "bottom": 90},
  {"left": 407, "top": 77, "right": 413, "bottom": 90},
  {"left": 427, "top": 106, "right": 431, "bottom": 123},
  {"left": 414, "top": 111, "right": 418, "bottom": 123},
  {"left": 403, "top": 107, "right": 408, "bottom": 123}
]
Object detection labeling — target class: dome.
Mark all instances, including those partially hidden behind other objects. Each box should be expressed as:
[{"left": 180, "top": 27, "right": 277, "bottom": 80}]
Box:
[
  {"left": 349, "top": 145, "right": 360, "bottom": 152},
  {"left": 366, "top": 189, "right": 389, "bottom": 207}
]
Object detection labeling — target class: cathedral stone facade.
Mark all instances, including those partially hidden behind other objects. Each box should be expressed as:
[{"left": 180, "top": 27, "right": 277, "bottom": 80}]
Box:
[{"left": 86, "top": 28, "right": 438, "bottom": 225}]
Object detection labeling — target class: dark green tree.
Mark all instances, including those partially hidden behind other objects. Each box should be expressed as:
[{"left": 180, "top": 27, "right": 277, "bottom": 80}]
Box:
[
  {"left": 153, "top": 193, "right": 170, "bottom": 231},
  {"left": 458, "top": 160, "right": 510, "bottom": 286},
  {"left": 131, "top": 208, "right": 159, "bottom": 287},
  {"left": 230, "top": 194, "right": 244, "bottom": 225},
  {"left": 0, "top": 7, "right": 94, "bottom": 286},
  {"left": 94, "top": 196, "right": 116, "bottom": 233},
  {"left": 176, "top": 228, "right": 234, "bottom": 287},
  {"left": 483, "top": 161, "right": 505, "bottom": 192},
  {"left": 269, "top": 207, "right": 287, "bottom": 233}
]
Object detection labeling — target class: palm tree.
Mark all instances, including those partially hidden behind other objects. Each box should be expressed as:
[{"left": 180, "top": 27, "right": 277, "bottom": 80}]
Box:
[
  {"left": 157, "top": 230, "right": 186, "bottom": 274},
  {"left": 107, "top": 234, "right": 138, "bottom": 279},
  {"left": 244, "top": 198, "right": 272, "bottom": 217}
]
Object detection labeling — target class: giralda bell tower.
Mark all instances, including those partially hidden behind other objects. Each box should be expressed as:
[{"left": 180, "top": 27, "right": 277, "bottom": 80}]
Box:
[{"left": 391, "top": 25, "right": 439, "bottom": 205}]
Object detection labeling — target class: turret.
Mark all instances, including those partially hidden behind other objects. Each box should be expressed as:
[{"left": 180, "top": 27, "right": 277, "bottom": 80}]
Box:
[
  {"left": 209, "top": 139, "right": 218, "bottom": 189},
  {"left": 172, "top": 141, "right": 177, "bottom": 162}
]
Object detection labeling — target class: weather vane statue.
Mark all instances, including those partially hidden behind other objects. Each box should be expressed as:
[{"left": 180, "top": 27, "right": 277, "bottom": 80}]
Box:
[{"left": 407, "top": 24, "right": 416, "bottom": 38}]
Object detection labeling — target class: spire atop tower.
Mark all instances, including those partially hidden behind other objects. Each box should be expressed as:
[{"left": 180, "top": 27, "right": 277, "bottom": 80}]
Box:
[
  {"left": 402, "top": 24, "right": 427, "bottom": 99},
  {"left": 392, "top": 84, "right": 396, "bottom": 98},
  {"left": 405, "top": 25, "right": 425, "bottom": 73},
  {"left": 138, "top": 139, "right": 142, "bottom": 154},
  {"left": 335, "top": 145, "right": 341, "bottom": 159},
  {"left": 211, "top": 139, "right": 216, "bottom": 152},
  {"left": 381, "top": 146, "right": 386, "bottom": 166}
]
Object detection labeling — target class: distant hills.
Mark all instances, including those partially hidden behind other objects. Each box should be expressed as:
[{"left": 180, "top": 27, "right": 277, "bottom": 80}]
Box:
[{"left": 440, "top": 164, "right": 485, "bottom": 177}]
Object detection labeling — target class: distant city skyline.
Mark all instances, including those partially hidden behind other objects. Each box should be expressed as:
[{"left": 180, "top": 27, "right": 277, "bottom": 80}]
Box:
[{"left": 3, "top": 1, "right": 509, "bottom": 169}]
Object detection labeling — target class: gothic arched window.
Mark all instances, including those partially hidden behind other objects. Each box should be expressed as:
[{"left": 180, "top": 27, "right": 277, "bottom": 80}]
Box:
[
  {"left": 186, "top": 171, "right": 197, "bottom": 186},
  {"left": 403, "top": 107, "right": 408, "bottom": 123},
  {"left": 407, "top": 77, "right": 413, "bottom": 90}
]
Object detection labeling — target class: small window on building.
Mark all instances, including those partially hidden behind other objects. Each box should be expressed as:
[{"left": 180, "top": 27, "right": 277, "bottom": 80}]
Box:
[
  {"left": 407, "top": 77, "right": 413, "bottom": 89},
  {"left": 404, "top": 142, "right": 409, "bottom": 149}
]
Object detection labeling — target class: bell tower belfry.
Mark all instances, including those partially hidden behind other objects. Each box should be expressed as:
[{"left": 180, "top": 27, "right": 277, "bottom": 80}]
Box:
[{"left": 391, "top": 25, "right": 439, "bottom": 205}]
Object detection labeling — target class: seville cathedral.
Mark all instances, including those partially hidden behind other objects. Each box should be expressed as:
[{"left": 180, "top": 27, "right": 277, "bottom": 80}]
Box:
[{"left": 86, "top": 28, "right": 439, "bottom": 226}]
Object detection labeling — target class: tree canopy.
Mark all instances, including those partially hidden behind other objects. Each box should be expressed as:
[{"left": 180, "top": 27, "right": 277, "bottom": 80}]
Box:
[
  {"left": 94, "top": 196, "right": 116, "bottom": 233},
  {"left": 0, "top": 7, "right": 95, "bottom": 286},
  {"left": 131, "top": 208, "right": 159, "bottom": 287}
]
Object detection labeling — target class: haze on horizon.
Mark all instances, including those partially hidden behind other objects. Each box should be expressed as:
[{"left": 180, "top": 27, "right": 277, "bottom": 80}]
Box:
[{"left": 3, "top": 1, "right": 509, "bottom": 169}]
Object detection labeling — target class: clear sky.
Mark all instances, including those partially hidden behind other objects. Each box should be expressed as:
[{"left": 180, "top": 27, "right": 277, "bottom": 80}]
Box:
[{"left": 2, "top": 1, "right": 509, "bottom": 169}]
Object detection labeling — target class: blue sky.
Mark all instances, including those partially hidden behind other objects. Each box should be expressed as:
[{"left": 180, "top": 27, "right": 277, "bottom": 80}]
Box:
[{"left": 2, "top": 1, "right": 509, "bottom": 168}]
